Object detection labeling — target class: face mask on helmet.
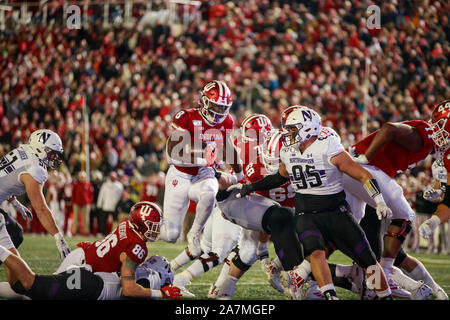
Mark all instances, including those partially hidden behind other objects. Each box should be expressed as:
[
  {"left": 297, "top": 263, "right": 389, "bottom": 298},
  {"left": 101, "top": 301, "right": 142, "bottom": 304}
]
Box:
[
  {"left": 129, "top": 201, "right": 163, "bottom": 242},
  {"left": 241, "top": 114, "right": 274, "bottom": 145},
  {"left": 281, "top": 107, "right": 322, "bottom": 147},
  {"left": 146, "top": 255, "right": 174, "bottom": 287},
  {"left": 28, "top": 129, "right": 64, "bottom": 169},
  {"left": 430, "top": 100, "right": 450, "bottom": 152},
  {"left": 199, "top": 81, "right": 233, "bottom": 125}
]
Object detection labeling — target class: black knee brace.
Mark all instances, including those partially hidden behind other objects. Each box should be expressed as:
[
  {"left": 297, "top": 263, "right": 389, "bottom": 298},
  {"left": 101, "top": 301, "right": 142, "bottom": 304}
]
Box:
[
  {"left": 199, "top": 252, "right": 219, "bottom": 272},
  {"left": 232, "top": 253, "right": 251, "bottom": 272},
  {"left": 385, "top": 219, "right": 412, "bottom": 243}
]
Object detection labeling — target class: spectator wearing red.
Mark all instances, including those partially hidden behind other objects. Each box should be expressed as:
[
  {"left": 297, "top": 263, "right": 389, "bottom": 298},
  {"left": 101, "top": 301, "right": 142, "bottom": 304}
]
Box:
[
  {"left": 139, "top": 171, "right": 164, "bottom": 205},
  {"left": 71, "top": 171, "right": 94, "bottom": 236}
]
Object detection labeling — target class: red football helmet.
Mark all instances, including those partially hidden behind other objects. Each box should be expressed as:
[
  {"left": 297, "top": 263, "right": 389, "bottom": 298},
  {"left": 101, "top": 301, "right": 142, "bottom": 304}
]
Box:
[
  {"left": 262, "top": 129, "right": 284, "bottom": 174},
  {"left": 241, "top": 114, "right": 274, "bottom": 144},
  {"left": 129, "top": 201, "right": 163, "bottom": 241},
  {"left": 199, "top": 80, "right": 233, "bottom": 125},
  {"left": 430, "top": 100, "right": 450, "bottom": 150}
]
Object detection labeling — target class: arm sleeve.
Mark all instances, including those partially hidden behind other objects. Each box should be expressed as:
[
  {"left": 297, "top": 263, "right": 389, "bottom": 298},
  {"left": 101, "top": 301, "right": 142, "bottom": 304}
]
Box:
[{"left": 248, "top": 171, "right": 290, "bottom": 192}]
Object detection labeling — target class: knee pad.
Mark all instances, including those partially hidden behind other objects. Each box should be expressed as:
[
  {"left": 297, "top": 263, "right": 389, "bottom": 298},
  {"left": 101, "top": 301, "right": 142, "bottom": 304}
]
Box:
[
  {"left": 231, "top": 253, "right": 252, "bottom": 272},
  {"left": 199, "top": 252, "right": 220, "bottom": 272},
  {"left": 384, "top": 219, "right": 412, "bottom": 243}
]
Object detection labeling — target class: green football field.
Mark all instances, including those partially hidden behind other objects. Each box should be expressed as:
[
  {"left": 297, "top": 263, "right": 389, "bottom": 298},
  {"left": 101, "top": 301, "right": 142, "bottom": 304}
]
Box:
[{"left": 1, "top": 234, "right": 449, "bottom": 300}]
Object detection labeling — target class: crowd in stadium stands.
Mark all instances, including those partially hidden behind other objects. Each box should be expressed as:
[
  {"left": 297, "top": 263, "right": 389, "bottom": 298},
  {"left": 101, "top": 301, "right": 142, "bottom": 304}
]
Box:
[{"left": 0, "top": 0, "right": 448, "bottom": 251}]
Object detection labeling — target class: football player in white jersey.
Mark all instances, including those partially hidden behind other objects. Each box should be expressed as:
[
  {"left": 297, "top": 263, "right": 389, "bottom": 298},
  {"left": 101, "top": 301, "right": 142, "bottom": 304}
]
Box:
[
  {"left": 230, "top": 106, "right": 394, "bottom": 300},
  {"left": 0, "top": 129, "right": 71, "bottom": 289}
]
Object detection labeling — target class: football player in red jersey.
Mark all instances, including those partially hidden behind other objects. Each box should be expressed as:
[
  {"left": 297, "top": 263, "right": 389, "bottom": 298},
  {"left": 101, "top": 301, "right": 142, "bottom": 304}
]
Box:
[
  {"left": 208, "top": 114, "right": 305, "bottom": 299},
  {"left": 420, "top": 100, "right": 450, "bottom": 245},
  {"left": 52, "top": 201, "right": 181, "bottom": 299},
  {"left": 0, "top": 202, "right": 181, "bottom": 300},
  {"left": 169, "top": 114, "right": 283, "bottom": 297},
  {"left": 163, "top": 80, "right": 244, "bottom": 259},
  {"left": 343, "top": 100, "right": 448, "bottom": 300}
]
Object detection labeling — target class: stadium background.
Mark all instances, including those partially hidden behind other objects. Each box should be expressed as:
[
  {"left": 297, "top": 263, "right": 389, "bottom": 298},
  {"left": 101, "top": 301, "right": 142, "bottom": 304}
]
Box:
[{"left": 0, "top": 0, "right": 449, "bottom": 299}]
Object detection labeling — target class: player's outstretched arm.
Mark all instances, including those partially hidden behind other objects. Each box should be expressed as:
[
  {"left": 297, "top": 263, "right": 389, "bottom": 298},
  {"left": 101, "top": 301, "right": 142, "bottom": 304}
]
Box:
[
  {"left": 227, "top": 162, "right": 290, "bottom": 198},
  {"left": 20, "top": 173, "right": 70, "bottom": 259},
  {"left": 331, "top": 151, "right": 392, "bottom": 220},
  {"left": 120, "top": 252, "right": 181, "bottom": 299},
  {"left": 362, "top": 122, "right": 424, "bottom": 162}
]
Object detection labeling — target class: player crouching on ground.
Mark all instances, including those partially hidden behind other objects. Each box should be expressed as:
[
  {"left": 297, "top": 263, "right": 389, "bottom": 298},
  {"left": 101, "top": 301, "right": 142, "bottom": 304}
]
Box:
[{"left": 0, "top": 201, "right": 181, "bottom": 300}]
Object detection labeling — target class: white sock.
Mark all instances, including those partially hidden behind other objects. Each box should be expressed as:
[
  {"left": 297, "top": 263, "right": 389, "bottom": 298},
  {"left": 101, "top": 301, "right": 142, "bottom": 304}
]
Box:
[
  {"left": 183, "top": 253, "right": 218, "bottom": 280},
  {"left": 0, "top": 245, "right": 12, "bottom": 262},
  {"left": 335, "top": 264, "right": 353, "bottom": 278},
  {"left": 294, "top": 260, "right": 311, "bottom": 279},
  {"left": 390, "top": 266, "right": 420, "bottom": 291},
  {"left": 170, "top": 248, "right": 195, "bottom": 272},
  {"left": 380, "top": 257, "right": 394, "bottom": 279},
  {"left": 215, "top": 251, "right": 235, "bottom": 287},
  {"left": 404, "top": 262, "right": 439, "bottom": 291},
  {"left": 0, "top": 282, "right": 27, "bottom": 300},
  {"left": 218, "top": 274, "right": 238, "bottom": 297}
]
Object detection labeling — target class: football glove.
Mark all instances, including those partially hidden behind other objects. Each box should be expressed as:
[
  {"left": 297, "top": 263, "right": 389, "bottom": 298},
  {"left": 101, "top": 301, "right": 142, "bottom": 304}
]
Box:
[
  {"left": 10, "top": 198, "right": 33, "bottom": 220},
  {"left": 205, "top": 143, "right": 218, "bottom": 167},
  {"left": 192, "top": 166, "right": 216, "bottom": 183},
  {"left": 422, "top": 186, "right": 443, "bottom": 203},
  {"left": 54, "top": 232, "right": 71, "bottom": 260},
  {"left": 375, "top": 201, "right": 393, "bottom": 220},
  {"left": 161, "top": 285, "right": 182, "bottom": 299},
  {"left": 354, "top": 154, "right": 369, "bottom": 165},
  {"left": 419, "top": 215, "right": 440, "bottom": 239},
  {"left": 226, "top": 183, "right": 254, "bottom": 198}
]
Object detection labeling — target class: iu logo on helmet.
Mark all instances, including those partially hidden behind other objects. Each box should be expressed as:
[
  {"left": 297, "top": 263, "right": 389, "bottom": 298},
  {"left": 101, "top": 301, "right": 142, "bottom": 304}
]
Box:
[
  {"left": 140, "top": 205, "right": 153, "bottom": 219},
  {"left": 38, "top": 132, "right": 51, "bottom": 144}
]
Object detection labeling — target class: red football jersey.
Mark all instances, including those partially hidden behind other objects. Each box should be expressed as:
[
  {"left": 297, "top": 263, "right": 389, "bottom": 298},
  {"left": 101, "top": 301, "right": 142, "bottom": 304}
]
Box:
[
  {"left": 351, "top": 120, "right": 435, "bottom": 178},
  {"left": 77, "top": 220, "right": 148, "bottom": 273},
  {"left": 170, "top": 108, "right": 235, "bottom": 175},
  {"left": 235, "top": 137, "right": 295, "bottom": 209}
]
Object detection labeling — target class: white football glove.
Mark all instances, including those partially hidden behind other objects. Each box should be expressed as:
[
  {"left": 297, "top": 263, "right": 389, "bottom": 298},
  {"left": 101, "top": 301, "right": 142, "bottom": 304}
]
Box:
[
  {"left": 54, "top": 232, "right": 71, "bottom": 260},
  {"left": 10, "top": 198, "right": 33, "bottom": 220},
  {"left": 419, "top": 215, "right": 440, "bottom": 239},
  {"left": 374, "top": 200, "right": 393, "bottom": 220},
  {"left": 354, "top": 154, "right": 369, "bottom": 165},
  {"left": 226, "top": 183, "right": 253, "bottom": 198},
  {"left": 191, "top": 166, "right": 216, "bottom": 183},
  {"left": 422, "top": 186, "right": 443, "bottom": 203}
]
